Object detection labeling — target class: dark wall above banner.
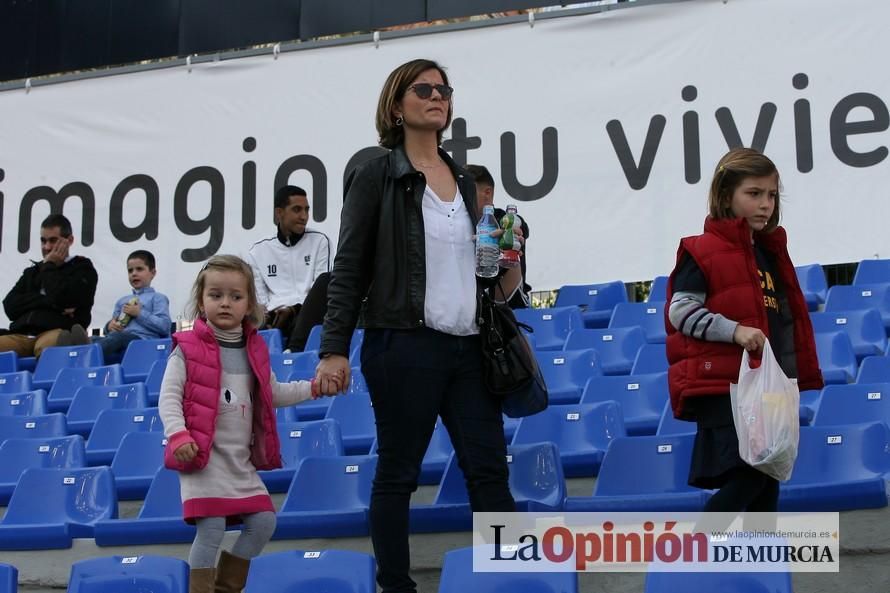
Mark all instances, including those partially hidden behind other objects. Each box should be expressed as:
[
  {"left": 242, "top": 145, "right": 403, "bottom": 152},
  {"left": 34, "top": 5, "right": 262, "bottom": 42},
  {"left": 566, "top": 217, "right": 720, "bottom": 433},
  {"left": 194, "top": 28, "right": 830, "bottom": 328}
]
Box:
[{"left": 0, "top": 0, "right": 620, "bottom": 82}]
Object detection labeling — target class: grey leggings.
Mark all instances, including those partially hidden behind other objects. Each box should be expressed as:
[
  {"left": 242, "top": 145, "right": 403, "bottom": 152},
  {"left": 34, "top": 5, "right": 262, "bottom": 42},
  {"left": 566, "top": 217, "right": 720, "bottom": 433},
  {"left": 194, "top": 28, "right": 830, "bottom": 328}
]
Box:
[{"left": 188, "top": 512, "right": 277, "bottom": 568}]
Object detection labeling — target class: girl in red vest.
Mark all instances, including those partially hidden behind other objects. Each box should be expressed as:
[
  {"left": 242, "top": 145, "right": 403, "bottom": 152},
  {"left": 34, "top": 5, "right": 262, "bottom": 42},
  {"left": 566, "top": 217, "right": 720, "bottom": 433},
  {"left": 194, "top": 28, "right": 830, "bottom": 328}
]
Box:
[
  {"left": 159, "top": 255, "right": 338, "bottom": 593},
  {"left": 666, "top": 148, "right": 822, "bottom": 515}
]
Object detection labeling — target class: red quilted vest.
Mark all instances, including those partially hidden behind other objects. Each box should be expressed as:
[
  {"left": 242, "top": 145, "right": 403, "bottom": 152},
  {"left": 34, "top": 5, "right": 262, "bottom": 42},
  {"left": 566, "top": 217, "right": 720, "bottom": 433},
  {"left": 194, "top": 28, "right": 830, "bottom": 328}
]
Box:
[
  {"left": 163, "top": 317, "right": 282, "bottom": 471},
  {"left": 665, "top": 217, "right": 822, "bottom": 420}
]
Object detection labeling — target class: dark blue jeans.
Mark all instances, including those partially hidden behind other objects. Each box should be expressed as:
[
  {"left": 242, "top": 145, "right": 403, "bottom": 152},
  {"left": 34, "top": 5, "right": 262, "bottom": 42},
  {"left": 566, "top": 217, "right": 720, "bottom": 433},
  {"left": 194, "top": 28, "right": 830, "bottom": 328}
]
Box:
[
  {"left": 93, "top": 331, "right": 141, "bottom": 364},
  {"left": 361, "top": 327, "right": 515, "bottom": 593}
]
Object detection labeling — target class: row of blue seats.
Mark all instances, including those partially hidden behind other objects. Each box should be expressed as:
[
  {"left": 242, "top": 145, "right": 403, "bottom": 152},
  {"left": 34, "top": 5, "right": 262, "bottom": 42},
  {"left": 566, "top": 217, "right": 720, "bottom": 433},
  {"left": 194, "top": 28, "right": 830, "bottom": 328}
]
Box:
[
  {"left": 0, "top": 547, "right": 802, "bottom": 593},
  {"left": 4, "top": 329, "right": 890, "bottom": 463},
  {"left": 8, "top": 367, "right": 889, "bottom": 508},
  {"left": 2, "top": 418, "right": 888, "bottom": 551},
  {"left": 547, "top": 263, "right": 829, "bottom": 330},
  {"left": 0, "top": 328, "right": 289, "bottom": 387}
]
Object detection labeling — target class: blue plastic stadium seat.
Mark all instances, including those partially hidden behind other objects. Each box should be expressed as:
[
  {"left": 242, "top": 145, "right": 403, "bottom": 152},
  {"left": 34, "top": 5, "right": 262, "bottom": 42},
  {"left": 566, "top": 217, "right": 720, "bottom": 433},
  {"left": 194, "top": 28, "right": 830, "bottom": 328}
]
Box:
[
  {"left": 46, "top": 364, "right": 124, "bottom": 413},
  {"left": 0, "top": 390, "right": 47, "bottom": 417},
  {"left": 110, "top": 431, "right": 166, "bottom": 500},
  {"left": 0, "top": 413, "right": 67, "bottom": 442},
  {"left": 853, "top": 258, "right": 890, "bottom": 286},
  {"left": 419, "top": 421, "right": 454, "bottom": 485},
  {"left": 258, "top": 328, "right": 283, "bottom": 354},
  {"left": 350, "top": 329, "right": 365, "bottom": 358},
  {"left": 410, "top": 443, "right": 566, "bottom": 533},
  {"left": 536, "top": 348, "right": 602, "bottom": 404},
  {"left": 631, "top": 343, "right": 669, "bottom": 375},
  {"left": 564, "top": 327, "right": 646, "bottom": 375},
  {"left": 779, "top": 422, "right": 890, "bottom": 511},
  {"left": 0, "top": 466, "right": 117, "bottom": 550},
  {"left": 796, "top": 263, "right": 828, "bottom": 311},
  {"left": 67, "top": 555, "right": 188, "bottom": 593},
  {"left": 565, "top": 434, "right": 710, "bottom": 512},
  {"left": 292, "top": 393, "right": 333, "bottom": 423},
  {"left": 304, "top": 325, "right": 324, "bottom": 352},
  {"left": 305, "top": 326, "right": 364, "bottom": 354},
  {"left": 438, "top": 546, "right": 579, "bottom": 593},
  {"left": 0, "top": 563, "right": 16, "bottom": 593},
  {"left": 270, "top": 351, "right": 319, "bottom": 382},
  {"left": 580, "top": 373, "right": 669, "bottom": 435},
  {"left": 644, "top": 570, "right": 792, "bottom": 593},
  {"left": 511, "top": 402, "right": 626, "bottom": 477},
  {"left": 648, "top": 276, "right": 669, "bottom": 303},
  {"left": 0, "top": 352, "right": 17, "bottom": 374},
  {"left": 67, "top": 383, "right": 148, "bottom": 436},
  {"left": 94, "top": 467, "right": 195, "bottom": 545},
  {"left": 244, "top": 549, "right": 376, "bottom": 593},
  {"left": 259, "top": 419, "right": 345, "bottom": 493},
  {"left": 655, "top": 400, "right": 696, "bottom": 436},
  {"left": 502, "top": 415, "right": 520, "bottom": 441},
  {"left": 799, "top": 389, "right": 821, "bottom": 426},
  {"left": 16, "top": 357, "right": 36, "bottom": 372},
  {"left": 609, "top": 301, "right": 667, "bottom": 343},
  {"left": 0, "top": 435, "right": 86, "bottom": 504},
  {"left": 554, "top": 281, "right": 628, "bottom": 328},
  {"left": 273, "top": 455, "right": 377, "bottom": 539},
  {"left": 824, "top": 284, "right": 890, "bottom": 331},
  {"left": 809, "top": 309, "right": 886, "bottom": 361},
  {"left": 120, "top": 338, "right": 173, "bottom": 382},
  {"left": 856, "top": 356, "right": 890, "bottom": 384},
  {"left": 32, "top": 344, "right": 103, "bottom": 391},
  {"left": 324, "top": 390, "right": 375, "bottom": 454},
  {"left": 0, "top": 371, "right": 32, "bottom": 394},
  {"left": 145, "top": 359, "right": 167, "bottom": 406},
  {"left": 814, "top": 331, "right": 857, "bottom": 384},
  {"left": 812, "top": 383, "right": 890, "bottom": 428},
  {"left": 514, "top": 307, "right": 585, "bottom": 351},
  {"left": 86, "top": 408, "right": 163, "bottom": 466}
]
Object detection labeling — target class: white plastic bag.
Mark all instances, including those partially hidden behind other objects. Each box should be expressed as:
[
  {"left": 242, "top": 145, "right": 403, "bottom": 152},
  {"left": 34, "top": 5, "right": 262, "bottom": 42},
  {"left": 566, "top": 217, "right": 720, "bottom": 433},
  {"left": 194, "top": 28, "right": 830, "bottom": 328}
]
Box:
[{"left": 729, "top": 339, "right": 800, "bottom": 481}]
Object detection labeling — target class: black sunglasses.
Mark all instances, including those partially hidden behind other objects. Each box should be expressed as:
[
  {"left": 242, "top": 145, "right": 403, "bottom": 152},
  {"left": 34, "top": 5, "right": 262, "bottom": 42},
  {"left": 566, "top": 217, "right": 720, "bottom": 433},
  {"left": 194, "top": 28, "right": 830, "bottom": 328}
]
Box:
[{"left": 408, "top": 83, "right": 453, "bottom": 100}]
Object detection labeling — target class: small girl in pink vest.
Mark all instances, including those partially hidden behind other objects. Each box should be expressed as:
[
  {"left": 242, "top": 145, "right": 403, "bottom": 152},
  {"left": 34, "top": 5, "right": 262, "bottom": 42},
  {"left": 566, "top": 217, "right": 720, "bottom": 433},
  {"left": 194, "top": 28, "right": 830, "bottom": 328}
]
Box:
[
  {"left": 159, "top": 255, "right": 341, "bottom": 593},
  {"left": 665, "top": 148, "right": 822, "bottom": 521}
]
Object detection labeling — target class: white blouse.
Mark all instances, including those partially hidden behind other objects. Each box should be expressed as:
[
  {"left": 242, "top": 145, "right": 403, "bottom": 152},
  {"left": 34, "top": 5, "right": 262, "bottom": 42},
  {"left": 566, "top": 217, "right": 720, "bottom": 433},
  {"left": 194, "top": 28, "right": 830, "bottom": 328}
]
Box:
[{"left": 421, "top": 184, "right": 479, "bottom": 336}]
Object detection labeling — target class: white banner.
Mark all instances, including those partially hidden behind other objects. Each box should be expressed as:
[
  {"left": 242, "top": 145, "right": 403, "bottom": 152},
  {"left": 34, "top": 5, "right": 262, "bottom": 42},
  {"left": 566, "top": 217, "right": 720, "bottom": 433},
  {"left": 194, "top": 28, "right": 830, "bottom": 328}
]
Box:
[{"left": 1, "top": 0, "right": 889, "bottom": 329}]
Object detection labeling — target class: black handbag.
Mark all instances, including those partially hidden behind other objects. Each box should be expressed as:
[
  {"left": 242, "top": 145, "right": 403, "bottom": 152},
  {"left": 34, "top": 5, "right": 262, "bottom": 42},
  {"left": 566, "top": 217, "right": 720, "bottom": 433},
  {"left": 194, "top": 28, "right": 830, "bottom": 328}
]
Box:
[{"left": 478, "top": 289, "right": 549, "bottom": 418}]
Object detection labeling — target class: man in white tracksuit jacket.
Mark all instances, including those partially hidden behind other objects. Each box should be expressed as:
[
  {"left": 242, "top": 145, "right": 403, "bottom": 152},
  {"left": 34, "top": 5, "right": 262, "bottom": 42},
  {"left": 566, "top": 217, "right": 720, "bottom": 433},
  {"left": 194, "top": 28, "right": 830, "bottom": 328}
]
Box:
[{"left": 247, "top": 185, "right": 331, "bottom": 350}]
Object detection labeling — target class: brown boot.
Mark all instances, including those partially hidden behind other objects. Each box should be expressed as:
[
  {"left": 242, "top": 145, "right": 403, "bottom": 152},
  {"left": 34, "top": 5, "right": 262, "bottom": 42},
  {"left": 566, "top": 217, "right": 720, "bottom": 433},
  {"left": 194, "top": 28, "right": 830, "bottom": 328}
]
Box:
[
  {"left": 214, "top": 550, "right": 250, "bottom": 593},
  {"left": 189, "top": 567, "right": 216, "bottom": 593}
]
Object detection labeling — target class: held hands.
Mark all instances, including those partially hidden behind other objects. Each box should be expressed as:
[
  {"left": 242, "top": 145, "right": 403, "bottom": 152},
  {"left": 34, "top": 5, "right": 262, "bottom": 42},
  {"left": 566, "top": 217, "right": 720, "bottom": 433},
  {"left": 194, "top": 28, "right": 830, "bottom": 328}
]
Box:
[
  {"left": 315, "top": 355, "right": 350, "bottom": 397},
  {"left": 173, "top": 442, "right": 198, "bottom": 463},
  {"left": 734, "top": 325, "right": 766, "bottom": 353},
  {"left": 107, "top": 319, "right": 125, "bottom": 333}
]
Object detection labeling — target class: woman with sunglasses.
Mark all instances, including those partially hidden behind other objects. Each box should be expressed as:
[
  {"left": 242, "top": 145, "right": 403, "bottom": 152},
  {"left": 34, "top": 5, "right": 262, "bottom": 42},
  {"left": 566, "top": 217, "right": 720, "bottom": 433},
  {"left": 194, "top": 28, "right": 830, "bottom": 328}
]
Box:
[{"left": 315, "top": 58, "right": 521, "bottom": 593}]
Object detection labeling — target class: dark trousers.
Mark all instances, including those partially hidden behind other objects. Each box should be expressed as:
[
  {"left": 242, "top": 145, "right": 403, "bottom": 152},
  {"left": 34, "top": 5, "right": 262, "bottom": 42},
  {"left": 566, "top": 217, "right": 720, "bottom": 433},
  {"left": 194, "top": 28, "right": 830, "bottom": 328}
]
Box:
[
  {"left": 698, "top": 465, "right": 780, "bottom": 535},
  {"left": 272, "top": 272, "right": 330, "bottom": 352},
  {"left": 361, "top": 327, "right": 515, "bottom": 593},
  {"left": 704, "top": 465, "right": 780, "bottom": 513}
]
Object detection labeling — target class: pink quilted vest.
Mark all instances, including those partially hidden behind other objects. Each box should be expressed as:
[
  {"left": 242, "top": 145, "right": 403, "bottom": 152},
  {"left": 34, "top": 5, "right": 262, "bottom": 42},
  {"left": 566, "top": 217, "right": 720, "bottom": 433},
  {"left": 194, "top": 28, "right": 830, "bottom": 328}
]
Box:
[{"left": 163, "top": 317, "right": 282, "bottom": 472}]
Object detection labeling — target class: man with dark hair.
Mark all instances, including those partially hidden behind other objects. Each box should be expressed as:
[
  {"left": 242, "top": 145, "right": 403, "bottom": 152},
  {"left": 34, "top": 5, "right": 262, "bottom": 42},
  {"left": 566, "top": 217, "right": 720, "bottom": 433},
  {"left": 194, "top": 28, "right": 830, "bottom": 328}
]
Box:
[
  {"left": 0, "top": 214, "right": 98, "bottom": 356},
  {"left": 246, "top": 185, "right": 332, "bottom": 351},
  {"left": 466, "top": 164, "right": 532, "bottom": 309}
]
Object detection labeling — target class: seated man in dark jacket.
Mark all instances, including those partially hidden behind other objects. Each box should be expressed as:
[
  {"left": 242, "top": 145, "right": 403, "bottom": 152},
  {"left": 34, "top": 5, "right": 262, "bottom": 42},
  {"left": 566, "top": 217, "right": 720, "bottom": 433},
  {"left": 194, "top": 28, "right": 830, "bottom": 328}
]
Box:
[{"left": 0, "top": 214, "right": 98, "bottom": 357}]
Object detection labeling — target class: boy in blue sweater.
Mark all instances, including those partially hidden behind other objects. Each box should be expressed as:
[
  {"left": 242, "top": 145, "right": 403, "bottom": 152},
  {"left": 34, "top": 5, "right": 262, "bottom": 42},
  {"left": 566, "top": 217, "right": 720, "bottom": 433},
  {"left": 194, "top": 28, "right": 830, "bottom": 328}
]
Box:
[{"left": 94, "top": 250, "right": 171, "bottom": 363}]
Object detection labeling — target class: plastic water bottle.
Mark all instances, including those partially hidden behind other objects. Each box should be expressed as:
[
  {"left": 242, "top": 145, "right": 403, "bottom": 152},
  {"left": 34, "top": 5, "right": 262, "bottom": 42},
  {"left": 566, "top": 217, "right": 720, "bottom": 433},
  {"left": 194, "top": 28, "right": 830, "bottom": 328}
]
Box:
[
  {"left": 116, "top": 296, "right": 139, "bottom": 327},
  {"left": 475, "top": 205, "right": 500, "bottom": 278},
  {"left": 498, "top": 204, "right": 522, "bottom": 269}
]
